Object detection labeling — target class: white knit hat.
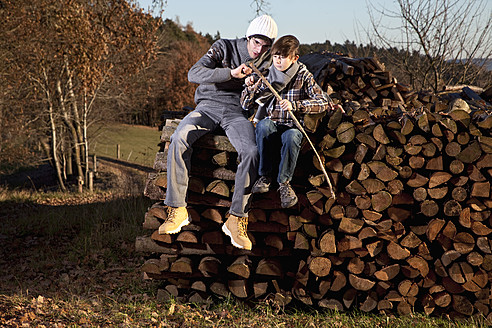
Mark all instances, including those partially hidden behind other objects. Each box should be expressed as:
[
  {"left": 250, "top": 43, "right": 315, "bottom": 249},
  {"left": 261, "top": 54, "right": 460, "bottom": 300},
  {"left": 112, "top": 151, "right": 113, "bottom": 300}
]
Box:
[{"left": 246, "top": 15, "right": 278, "bottom": 41}]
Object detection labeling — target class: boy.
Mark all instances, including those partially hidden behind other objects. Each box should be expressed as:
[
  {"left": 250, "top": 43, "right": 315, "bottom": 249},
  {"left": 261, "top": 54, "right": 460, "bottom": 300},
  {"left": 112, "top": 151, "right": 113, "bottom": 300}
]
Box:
[{"left": 241, "top": 35, "right": 333, "bottom": 208}]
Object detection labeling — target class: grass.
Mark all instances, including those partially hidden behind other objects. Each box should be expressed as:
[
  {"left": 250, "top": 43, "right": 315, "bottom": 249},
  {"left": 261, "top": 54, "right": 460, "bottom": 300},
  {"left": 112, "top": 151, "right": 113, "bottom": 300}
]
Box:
[
  {"left": 2, "top": 292, "right": 490, "bottom": 327},
  {"left": 0, "top": 187, "right": 149, "bottom": 257},
  {"left": 90, "top": 123, "right": 162, "bottom": 167}
]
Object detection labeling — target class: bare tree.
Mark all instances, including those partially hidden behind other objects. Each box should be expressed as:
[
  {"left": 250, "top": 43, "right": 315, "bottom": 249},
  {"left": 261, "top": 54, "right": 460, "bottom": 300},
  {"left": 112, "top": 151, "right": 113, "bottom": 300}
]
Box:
[
  {"left": 1, "top": 0, "right": 159, "bottom": 190},
  {"left": 367, "top": 0, "right": 492, "bottom": 92},
  {"left": 250, "top": 0, "right": 270, "bottom": 16},
  {"left": 146, "top": 0, "right": 271, "bottom": 18}
]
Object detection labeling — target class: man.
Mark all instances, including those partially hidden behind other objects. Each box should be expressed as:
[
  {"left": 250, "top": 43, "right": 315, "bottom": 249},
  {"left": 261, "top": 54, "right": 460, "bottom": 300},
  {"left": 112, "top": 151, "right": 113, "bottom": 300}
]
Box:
[{"left": 159, "top": 15, "right": 278, "bottom": 251}]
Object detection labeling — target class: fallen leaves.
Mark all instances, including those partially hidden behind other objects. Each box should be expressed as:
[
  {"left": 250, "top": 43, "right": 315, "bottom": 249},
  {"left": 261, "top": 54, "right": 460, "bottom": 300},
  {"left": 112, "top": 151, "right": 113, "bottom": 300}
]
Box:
[{"left": 167, "top": 302, "right": 175, "bottom": 316}]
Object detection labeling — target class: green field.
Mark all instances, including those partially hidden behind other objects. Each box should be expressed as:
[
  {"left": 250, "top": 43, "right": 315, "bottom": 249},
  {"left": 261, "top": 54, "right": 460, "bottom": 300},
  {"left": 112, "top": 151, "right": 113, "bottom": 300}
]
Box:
[{"left": 90, "top": 123, "right": 162, "bottom": 167}]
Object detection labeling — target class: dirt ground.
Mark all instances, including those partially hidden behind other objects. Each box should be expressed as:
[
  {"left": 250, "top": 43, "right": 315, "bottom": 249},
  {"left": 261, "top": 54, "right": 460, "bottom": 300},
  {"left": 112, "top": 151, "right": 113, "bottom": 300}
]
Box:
[{"left": 0, "top": 158, "right": 155, "bottom": 298}]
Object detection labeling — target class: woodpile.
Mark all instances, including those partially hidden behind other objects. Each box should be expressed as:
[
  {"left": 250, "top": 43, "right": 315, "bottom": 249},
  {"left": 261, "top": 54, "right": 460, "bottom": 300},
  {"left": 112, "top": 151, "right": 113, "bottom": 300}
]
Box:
[{"left": 137, "top": 52, "right": 492, "bottom": 320}]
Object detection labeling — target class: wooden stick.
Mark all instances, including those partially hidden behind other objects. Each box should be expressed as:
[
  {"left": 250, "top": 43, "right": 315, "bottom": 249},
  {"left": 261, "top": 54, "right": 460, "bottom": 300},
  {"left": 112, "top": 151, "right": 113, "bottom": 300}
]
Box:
[{"left": 249, "top": 63, "right": 336, "bottom": 199}]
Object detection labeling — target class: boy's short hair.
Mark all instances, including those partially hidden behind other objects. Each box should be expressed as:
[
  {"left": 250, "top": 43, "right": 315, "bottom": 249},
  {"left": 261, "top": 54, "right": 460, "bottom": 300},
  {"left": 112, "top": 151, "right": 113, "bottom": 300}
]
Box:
[{"left": 271, "top": 35, "right": 300, "bottom": 58}]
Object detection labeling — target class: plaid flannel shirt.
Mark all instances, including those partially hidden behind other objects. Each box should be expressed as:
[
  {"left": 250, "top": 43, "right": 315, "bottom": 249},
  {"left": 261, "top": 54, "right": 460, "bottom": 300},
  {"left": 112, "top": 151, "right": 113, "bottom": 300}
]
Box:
[{"left": 241, "top": 62, "right": 336, "bottom": 127}]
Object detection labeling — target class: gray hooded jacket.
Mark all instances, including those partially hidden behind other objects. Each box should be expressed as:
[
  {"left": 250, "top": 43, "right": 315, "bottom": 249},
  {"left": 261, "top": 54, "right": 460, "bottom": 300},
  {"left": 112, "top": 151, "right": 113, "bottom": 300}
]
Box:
[{"left": 188, "top": 37, "right": 270, "bottom": 109}]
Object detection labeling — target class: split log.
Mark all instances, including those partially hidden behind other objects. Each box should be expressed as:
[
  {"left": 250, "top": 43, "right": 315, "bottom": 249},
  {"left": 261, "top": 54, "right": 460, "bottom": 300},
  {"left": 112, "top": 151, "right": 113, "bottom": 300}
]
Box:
[
  {"left": 309, "top": 257, "right": 332, "bottom": 277},
  {"left": 349, "top": 274, "right": 375, "bottom": 291},
  {"left": 227, "top": 255, "right": 251, "bottom": 279},
  {"left": 228, "top": 280, "right": 248, "bottom": 298}
]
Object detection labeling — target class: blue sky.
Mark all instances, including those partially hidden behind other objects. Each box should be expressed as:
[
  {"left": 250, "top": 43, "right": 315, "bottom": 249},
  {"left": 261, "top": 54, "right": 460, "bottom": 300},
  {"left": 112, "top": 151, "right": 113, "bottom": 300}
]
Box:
[{"left": 136, "top": 0, "right": 374, "bottom": 45}]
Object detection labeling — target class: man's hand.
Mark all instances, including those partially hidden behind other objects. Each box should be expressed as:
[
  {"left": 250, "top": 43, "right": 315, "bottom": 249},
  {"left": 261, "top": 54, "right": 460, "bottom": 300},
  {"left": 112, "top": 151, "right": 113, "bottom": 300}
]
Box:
[
  {"left": 231, "top": 63, "right": 252, "bottom": 79},
  {"left": 279, "top": 99, "right": 293, "bottom": 112}
]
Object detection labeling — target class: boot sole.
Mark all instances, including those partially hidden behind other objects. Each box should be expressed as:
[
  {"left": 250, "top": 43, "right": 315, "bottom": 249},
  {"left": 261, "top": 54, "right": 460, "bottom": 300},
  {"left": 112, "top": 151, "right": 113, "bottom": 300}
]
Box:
[
  {"left": 158, "top": 216, "right": 191, "bottom": 234},
  {"left": 281, "top": 196, "right": 298, "bottom": 208},
  {"left": 252, "top": 187, "right": 270, "bottom": 194},
  {"left": 221, "top": 224, "right": 251, "bottom": 250}
]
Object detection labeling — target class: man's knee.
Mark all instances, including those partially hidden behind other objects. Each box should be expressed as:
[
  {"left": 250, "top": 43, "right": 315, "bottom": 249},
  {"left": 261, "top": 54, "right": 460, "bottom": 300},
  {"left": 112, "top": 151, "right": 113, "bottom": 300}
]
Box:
[
  {"left": 169, "top": 129, "right": 191, "bottom": 151},
  {"left": 239, "top": 144, "right": 259, "bottom": 161},
  {"left": 170, "top": 124, "right": 204, "bottom": 149},
  {"left": 170, "top": 111, "right": 212, "bottom": 147}
]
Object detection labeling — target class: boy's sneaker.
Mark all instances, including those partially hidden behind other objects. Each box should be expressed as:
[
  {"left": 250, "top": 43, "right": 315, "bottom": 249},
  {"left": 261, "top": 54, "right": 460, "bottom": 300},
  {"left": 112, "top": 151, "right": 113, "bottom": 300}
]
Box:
[
  {"left": 252, "top": 176, "right": 271, "bottom": 194},
  {"left": 158, "top": 207, "right": 191, "bottom": 234},
  {"left": 222, "top": 214, "right": 252, "bottom": 250},
  {"left": 278, "top": 182, "right": 298, "bottom": 208}
]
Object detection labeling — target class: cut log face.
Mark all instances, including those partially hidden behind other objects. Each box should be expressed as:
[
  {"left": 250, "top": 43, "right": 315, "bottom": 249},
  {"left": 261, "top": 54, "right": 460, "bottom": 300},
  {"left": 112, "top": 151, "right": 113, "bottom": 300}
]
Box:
[
  {"left": 339, "top": 217, "right": 364, "bottom": 234},
  {"left": 199, "top": 257, "right": 221, "bottom": 277},
  {"left": 421, "top": 200, "right": 439, "bottom": 217},
  {"left": 387, "top": 241, "right": 411, "bottom": 260},
  {"left": 210, "top": 282, "right": 230, "bottom": 298},
  {"left": 400, "top": 232, "right": 422, "bottom": 248},
  {"left": 366, "top": 240, "right": 383, "bottom": 257},
  {"left": 228, "top": 280, "right": 248, "bottom": 298},
  {"left": 337, "top": 122, "right": 356, "bottom": 143},
  {"left": 319, "top": 299, "right": 344, "bottom": 311},
  {"left": 141, "top": 258, "right": 168, "bottom": 275},
  {"left": 428, "top": 171, "right": 452, "bottom": 188},
  {"left": 371, "top": 191, "right": 393, "bottom": 212},
  {"left": 374, "top": 264, "right": 400, "bottom": 281},
  {"left": 227, "top": 255, "right": 251, "bottom": 279},
  {"left": 318, "top": 229, "right": 337, "bottom": 253},
  {"left": 256, "top": 259, "right": 283, "bottom": 277},
  {"left": 407, "top": 173, "right": 429, "bottom": 188},
  {"left": 309, "top": 257, "right": 332, "bottom": 277},
  {"left": 206, "top": 180, "right": 230, "bottom": 197},
  {"left": 407, "top": 256, "right": 429, "bottom": 277},
  {"left": 176, "top": 231, "right": 199, "bottom": 243},
  {"left": 373, "top": 124, "right": 390, "bottom": 144},
  {"left": 254, "top": 282, "right": 268, "bottom": 298},
  {"left": 170, "top": 257, "right": 193, "bottom": 273},
  {"left": 349, "top": 274, "right": 375, "bottom": 291},
  {"left": 453, "top": 232, "right": 475, "bottom": 254},
  {"left": 452, "top": 295, "right": 474, "bottom": 316}
]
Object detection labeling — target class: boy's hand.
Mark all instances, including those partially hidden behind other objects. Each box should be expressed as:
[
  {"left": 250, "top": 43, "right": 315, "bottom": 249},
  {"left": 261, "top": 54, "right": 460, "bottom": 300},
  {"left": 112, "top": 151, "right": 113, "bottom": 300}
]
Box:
[
  {"left": 245, "top": 75, "right": 256, "bottom": 87},
  {"left": 279, "top": 99, "right": 293, "bottom": 112},
  {"left": 231, "top": 63, "right": 252, "bottom": 79},
  {"left": 335, "top": 103, "right": 345, "bottom": 114}
]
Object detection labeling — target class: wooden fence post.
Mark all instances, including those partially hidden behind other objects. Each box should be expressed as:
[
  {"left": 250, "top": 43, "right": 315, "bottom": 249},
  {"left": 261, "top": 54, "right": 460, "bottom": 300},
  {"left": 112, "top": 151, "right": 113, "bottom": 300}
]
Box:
[
  {"left": 67, "top": 151, "right": 73, "bottom": 176},
  {"left": 77, "top": 176, "right": 83, "bottom": 193},
  {"left": 93, "top": 154, "right": 97, "bottom": 173},
  {"left": 88, "top": 171, "right": 93, "bottom": 193}
]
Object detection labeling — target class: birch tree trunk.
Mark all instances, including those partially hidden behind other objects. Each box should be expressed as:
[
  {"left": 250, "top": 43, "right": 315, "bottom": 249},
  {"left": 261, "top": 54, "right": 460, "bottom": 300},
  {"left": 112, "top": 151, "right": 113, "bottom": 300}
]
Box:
[{"left": 44, "top": 72, "right": 66, "bottom": 191}]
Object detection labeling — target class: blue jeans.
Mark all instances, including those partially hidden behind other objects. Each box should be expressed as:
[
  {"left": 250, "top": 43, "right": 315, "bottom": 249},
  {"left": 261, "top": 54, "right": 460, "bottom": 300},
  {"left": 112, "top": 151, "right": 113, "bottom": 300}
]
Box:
[
  {"left": 165, "top": 103, "right": 258, "bottom": 217},
  {"left": 255, "top": 118, "right": 303, "bottom": 184}
]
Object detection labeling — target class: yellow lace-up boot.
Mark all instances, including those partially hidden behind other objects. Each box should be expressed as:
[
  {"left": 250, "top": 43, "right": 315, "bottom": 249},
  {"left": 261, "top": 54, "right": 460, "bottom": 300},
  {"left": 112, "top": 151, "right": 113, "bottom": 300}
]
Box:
[
  {"left": 222, "top": 214, "right": 252, "bottom": 250},
  {"left": 158, "top": 207, "right": 191, "bottom": 234}
]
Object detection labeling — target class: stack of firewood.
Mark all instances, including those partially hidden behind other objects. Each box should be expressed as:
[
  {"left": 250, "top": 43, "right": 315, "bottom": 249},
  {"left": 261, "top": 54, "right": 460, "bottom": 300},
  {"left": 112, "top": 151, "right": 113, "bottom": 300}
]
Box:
[{"left": 137, "top": 52, "right": 492, "bottom": 319}]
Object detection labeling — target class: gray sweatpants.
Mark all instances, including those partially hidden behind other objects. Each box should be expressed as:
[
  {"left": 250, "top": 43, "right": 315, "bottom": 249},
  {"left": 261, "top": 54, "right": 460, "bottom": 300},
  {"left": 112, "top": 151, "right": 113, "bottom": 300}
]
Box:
[{"left": 164, "top": 103, "right": 258, "bottom": 217}]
